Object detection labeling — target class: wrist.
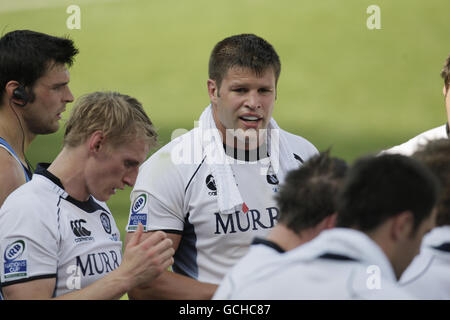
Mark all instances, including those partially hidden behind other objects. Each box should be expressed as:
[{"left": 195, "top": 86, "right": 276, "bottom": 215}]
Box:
[{"left": 107, "top": 267, "right": 134, "bottom": 296}]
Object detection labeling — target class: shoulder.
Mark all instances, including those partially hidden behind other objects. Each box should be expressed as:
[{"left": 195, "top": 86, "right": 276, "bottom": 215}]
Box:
[
  {"left": 280, "top": 129, "right": 317, "bottom": 148},
  {"left": 214, "top": 244, "right": 283, "bottom": 299},
  {"left": 135, "top": 129, "right": 205, "bottom": 191},
  {"left": 2, "top": 175, "right": 60, "bottom": 216},
  {"left": 0, "top": 177, "right": 60, "bottom": 239},
  {"left": 279, "top": 128, "right": 319, "bottom": 158},
  {"left": 0, "top": 148, "right": 27, "bottom": 203},
  {"left": 352, "top": 273, "right": 415, "bottom": 299},
  {"left": 399, "top": 249, "right": 435, "bottom": 285},
  {"left": 383, "top": 124, "right": 447, "bottom": 156}
]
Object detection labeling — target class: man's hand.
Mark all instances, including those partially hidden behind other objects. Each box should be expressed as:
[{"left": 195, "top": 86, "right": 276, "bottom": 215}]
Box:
[{"left": 119, "top": 223, "right": 174, "bottom": 289}]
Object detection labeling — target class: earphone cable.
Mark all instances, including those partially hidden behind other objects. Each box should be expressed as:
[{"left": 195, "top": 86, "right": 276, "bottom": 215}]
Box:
[{"left": 8, "top": 99, "right": 34, "bottom": 173}]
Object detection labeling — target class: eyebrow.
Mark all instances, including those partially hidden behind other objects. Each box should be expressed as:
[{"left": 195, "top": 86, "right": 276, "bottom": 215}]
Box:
[
  {"left": 126, "top": 159, "right": 141, "bottom": 166},
  {"left": 229, "top": 82, "right": 274, "bottom": 88},
  {"left": 51, "top": 81, "right": 70, "bottom": 88}
]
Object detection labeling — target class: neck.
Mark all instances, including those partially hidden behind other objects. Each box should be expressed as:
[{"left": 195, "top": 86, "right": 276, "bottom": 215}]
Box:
[
  {"left": 266, "top": 214, "right": 337, "bottom": 252},
  {"left": 0, "top": 103, "right": 34, "bottom": 161},
  {"left": 447, "top": 111, "right": 450, "bottom": 129},
  {"left": 445, "top": 88, "right": 449, "bottom": 125},
  {"left": 266, "top": 224, "right": 313, "bottom": 252},
  {"left": 223, "top": 142, "right": 268, "bottom": 161},
  {"left": 222, "top": 133, "right": 267, "bottom": 152},
  {"left": 365, "top": 226, "right": 402, "bottom": 280},
  {"left": 47, "top": 147, "right": 90, "bottom": 202}
]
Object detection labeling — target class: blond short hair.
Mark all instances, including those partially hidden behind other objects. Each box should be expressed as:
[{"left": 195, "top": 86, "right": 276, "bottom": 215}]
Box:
[{"left": 64, "top": 91, "right": 157, "bottom": 149}]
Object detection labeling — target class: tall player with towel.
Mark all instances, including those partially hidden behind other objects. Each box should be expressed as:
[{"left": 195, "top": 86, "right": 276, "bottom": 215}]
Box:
[{"left": 125, "top": 34, "right": 318, "bottom": 299}]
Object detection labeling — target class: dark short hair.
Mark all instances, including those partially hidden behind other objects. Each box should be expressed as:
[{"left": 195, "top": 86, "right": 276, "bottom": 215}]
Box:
[
  {"left": 413, "top": 139, "right": 450, "bottom": 226},
  {"left": 208, "top": 34, "right": 281, "bottom": 90},
  {"left": 441, "top": 53, "right": 450, "bottom": 90},
  {"left": 0, "top": 30, "right": 79, "bottom": 102},
  {"left": 276, "top": 151, "right": 348, "bottom": 233},
  {"left": 337, "top": 154, "right": 440, "bottom": 233}
]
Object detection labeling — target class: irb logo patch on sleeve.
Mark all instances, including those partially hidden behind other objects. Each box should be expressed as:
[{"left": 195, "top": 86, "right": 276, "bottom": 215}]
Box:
[
  {"left": 2, "top": 239, "right": 28, "bottom": 281},
  {"left": 127, "top": 193, "right": 148, "bottom": 231}
]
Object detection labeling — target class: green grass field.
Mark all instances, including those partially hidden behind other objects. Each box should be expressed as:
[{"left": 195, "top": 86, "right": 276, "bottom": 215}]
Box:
[{"left": 1, "top": 0, "right": 448, "bottom": 248}]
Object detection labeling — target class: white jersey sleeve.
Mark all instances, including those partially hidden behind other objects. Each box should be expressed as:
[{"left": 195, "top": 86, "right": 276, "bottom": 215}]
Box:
[
  {"left": 0, "top": 187, "right": 59, "bottom": 286},
  {"left": 382, "top": 124, "right": 448, "bottom": 156},
  {"left": 281, "top": 129, "right": 318, "bottom": 163},
  {"left": 127, "top": 145, "right": 187, "bottom": 232},
  {"left": 400, "top": 226, "right": 450, "bottom": 299}
]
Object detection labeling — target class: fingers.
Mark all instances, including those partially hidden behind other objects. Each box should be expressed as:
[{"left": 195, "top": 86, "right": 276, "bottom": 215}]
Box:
[
  {"left": 160, "top": 255, "right": 175, "bottom": 272},
  {"left": 149, "top": 237, "right": 173, "bottom": 255},
  {"left": 139, "top": 232, "right": 174, "bottom": 269},
  {"left": 126, "top": 223, "right": 143, "bottom": 248},
  {"left": 121, "top": 229, "right": 175, "bottom": 288},
  {"left": 156, "top": 243, "right": 175, "bottom": 263},
  {"left": 149, "top": 246, "right": 174, "bottom": 276},
  {"left": 140, "top": 230, "right": 171, "bottom": 250},
  {"left": 141, "top": 235, "right": 174, "bottom": 264}
]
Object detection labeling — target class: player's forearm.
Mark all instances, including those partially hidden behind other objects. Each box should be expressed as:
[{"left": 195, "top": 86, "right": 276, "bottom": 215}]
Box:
[
  {"left": 54, "top": 268, "right": 131, "bottom": 300},
  {"left": 128, "top": 270, "right": 218, "bottom": 300}
]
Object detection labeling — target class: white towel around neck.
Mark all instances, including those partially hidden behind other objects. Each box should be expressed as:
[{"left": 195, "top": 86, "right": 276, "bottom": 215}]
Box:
[{"left": 197, "top": 105, "right": 298, "bottom": 215}]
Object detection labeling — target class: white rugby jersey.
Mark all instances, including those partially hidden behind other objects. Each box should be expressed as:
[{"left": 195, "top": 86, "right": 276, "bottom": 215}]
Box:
[
  {"left": 223, "top": 229, "right": 414, "bottom": 299},
  {"left": 400, "top": 226, "right": 450, "bottom": 299},
  {"left": 213, "top": 237, "right": 285, "bottom": 299},
  {"left": 127, "top": 127, "right": 318, "bottom": 284},
  {"left": 383, "top": 124, "right": 448, "bottom": 156},
  {"left": 0, "top": 164, "right": 122, "bottom": 298}
]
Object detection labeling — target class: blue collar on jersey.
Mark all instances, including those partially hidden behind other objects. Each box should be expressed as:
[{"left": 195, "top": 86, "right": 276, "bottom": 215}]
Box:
[
  {"left": 318, "top": 253, "right": 359, "bottom": 262},
  {"left": 35, "top": 163, "right": 110, "bottom": 214},
  {"left": 222, "top": 143, "right": 269, "bottom": 162},
  {"left": 433, "top": 242, "right": 450, "bottom": 253},
  {"left": 252, "top": 237, "right": 286, "bottom": 253}
]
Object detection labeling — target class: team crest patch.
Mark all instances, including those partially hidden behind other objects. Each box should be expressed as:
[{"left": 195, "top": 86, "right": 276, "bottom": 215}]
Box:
[
  {"left": 100, "top": 212, "right": 111, "bottom": 234},
  {"left": 206, "top": 174, "right": 217, "bottom": 196},
  {"left": 128, "top": 193, "right": 148, "bottom": 231},
  {"left": 3, "top": 239, "right": 27, "bottom": 280},
  {"left": 266, "top": 165, "right": 279, "bottom": 192},
  {"left": 266, "top": 174, "right": 279, "bottom": 185}
]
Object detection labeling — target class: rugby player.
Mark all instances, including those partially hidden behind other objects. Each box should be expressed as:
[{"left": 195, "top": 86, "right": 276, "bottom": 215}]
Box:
[
  {"left": 0, "top": 92, "right": 174, "bottom": 299},
  {"left": 213, "top": 151, "right": 348, "bottom": 299},
  {"left": 400, "top": 139, "right": 450, "bottom": 298},
  {"left": 225, "top": 154, "right": 439, "bottom": 299},
  {"left": 0, "top": 30, "right": 78, "bottom": 206},
  {"left": 384, "top": 53, "right": 450, "bottom": 155},
  {"left": 125, "top": 34, "right": 318, "bottom": 299}
]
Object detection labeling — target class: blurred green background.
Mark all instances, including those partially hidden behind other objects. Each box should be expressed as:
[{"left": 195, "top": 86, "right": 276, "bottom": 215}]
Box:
[{"left": 1, "top": 0, "right": 448, "bottom": 243}]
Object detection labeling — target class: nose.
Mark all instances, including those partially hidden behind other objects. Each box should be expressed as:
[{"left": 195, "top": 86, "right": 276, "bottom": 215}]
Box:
[
  {"left": 245, "top": 91, "right": 262, "bottom": 109},
  {"left": 65, "top": 86, "right": 75, "bottom": 103},
  {"left": 123, "top": 169, "right": 138, "bottom": 187}
]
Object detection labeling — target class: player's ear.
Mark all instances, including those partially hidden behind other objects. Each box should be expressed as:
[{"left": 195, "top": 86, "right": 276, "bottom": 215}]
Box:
[
  {"left": 390, "top": 210, "right": 414, "bottom": 241},
  {"left": 5, "top": 81, "right": 23, "bottom": 105},
  {"left": 88, "top": 130, "right": 106, "bottom": 154},
  {"left": 325, "top": 212, "right": 338, "bottom": 229},
  {"left": 207, "top": 79, "right": 219, "bottom": 103}
]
